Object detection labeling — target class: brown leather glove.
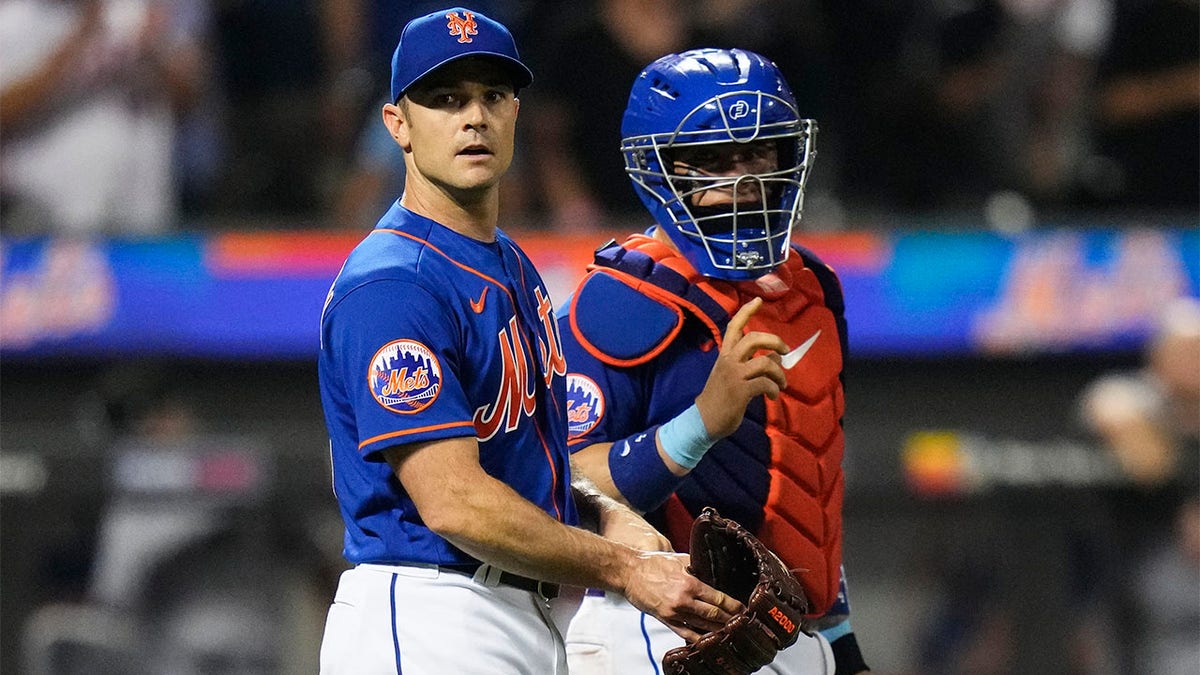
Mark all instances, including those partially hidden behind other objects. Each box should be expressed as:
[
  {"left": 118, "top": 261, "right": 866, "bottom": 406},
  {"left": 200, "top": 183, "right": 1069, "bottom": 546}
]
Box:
[{"left": 662, "top": 508, "right": 811, "bottom": 675}]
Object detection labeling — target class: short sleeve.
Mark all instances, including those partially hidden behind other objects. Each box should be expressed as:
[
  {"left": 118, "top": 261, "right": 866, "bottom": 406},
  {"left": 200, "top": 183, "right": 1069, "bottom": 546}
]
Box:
[
  {"left": 325, "top": 278, "right": 476, "bottom": 459},
  {"left": 560, "top": 315, "right": 645, "bottom": 449}
]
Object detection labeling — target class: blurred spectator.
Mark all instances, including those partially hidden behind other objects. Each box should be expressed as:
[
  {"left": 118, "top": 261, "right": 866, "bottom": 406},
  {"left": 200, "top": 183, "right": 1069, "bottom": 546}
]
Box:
[
  {"left": 209, "top": 0, "right": 373, "bottom": 222},
  {"left": 1079, "top": 297, "right": 1200, "bottom": 487},
  {"left": 21, "top": 362, "right": 332, "bottom": 673},
  {"left": 1000, "top": 0, "right": 1115, "bottom": 214},
  {"left": 903, "top": 0, "right": 1014, "bottom": 214},
  {"left": 0, "top": 0, "right": 216, "bottom": 236},
  {"left": 820, "top": 0, "right": 1118, "bottom": 225},
  {"left": 1080, "top": 0, "right": 1200, "bottom": 212},
  {"left": 1129, "top": 495, "right": 1200, "bottom": 675},
  {"left": 917, "top": 543, "right": 1018, "bottom": 675},
  {"left": 522, "top": 0, "right": 696, "bottom": 231},
  {"left": 813, "top": 0, "right": 923, "bottom": 220},
  {"left": 690, "top": 0, "right": 832, "bottom": 120},
  {"left": 134, "top": 524, "right": 329, "bottom": 674},
  {"left": 1078, "top": 297, "right": 1200, "bottom": 674},
  {"left": 329, "top": 92, "right": 407, "bottom": 230},
  {"left": 311, "top": 0, "right": 430, "bottom": 217}
]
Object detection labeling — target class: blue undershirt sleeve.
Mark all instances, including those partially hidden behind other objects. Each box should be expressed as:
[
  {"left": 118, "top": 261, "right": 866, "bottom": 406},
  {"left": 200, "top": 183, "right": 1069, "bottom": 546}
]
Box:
[{"left": 607, "top": 425, "right": 685, "bottom": 513}]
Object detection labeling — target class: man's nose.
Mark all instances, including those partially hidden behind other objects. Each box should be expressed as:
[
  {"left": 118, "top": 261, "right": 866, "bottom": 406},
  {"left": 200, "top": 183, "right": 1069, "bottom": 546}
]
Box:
[{"left": 462, "top": 98, "right": 489, "bottom": 130}]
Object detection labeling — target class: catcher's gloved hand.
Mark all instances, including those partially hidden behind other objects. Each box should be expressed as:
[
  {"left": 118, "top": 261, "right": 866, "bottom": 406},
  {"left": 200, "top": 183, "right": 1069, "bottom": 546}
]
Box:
[{"left": 662, "top": 507, "right": 810, "bottom": 675}]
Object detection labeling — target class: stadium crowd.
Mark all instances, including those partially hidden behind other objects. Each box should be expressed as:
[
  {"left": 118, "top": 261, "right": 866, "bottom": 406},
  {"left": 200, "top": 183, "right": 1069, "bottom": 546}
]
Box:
[{"left": 1, "top": 0, "right": 1196, "bottom": 237}]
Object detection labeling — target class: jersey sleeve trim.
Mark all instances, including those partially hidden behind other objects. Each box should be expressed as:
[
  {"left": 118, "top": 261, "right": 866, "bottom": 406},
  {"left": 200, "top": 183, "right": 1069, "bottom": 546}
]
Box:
[{"left": 358, "top": 420, "right": 476, "bottom": 450}]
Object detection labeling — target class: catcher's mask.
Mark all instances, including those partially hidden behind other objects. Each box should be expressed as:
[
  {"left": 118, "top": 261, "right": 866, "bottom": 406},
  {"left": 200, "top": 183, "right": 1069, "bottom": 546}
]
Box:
[{"left": 621, "top": 48, "right": 817, "bottom": 281}]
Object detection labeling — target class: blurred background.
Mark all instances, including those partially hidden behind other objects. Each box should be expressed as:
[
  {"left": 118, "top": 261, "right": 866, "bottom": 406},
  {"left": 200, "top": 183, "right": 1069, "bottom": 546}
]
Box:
[{"left": 1, "top": 0, "right": 1197, "bottom": 673}]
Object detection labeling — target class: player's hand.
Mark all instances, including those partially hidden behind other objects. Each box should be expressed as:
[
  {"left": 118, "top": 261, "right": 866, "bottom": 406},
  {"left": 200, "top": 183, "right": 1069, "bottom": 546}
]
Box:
[
  {"left": 695, "top": 297, "right": 788, "bottom": 439},
  {"left": 621, "top": 551, "right": 744, "bottom": 643},
  {"left": 597, "top": 502, "right": 673, "bottom": 552}
]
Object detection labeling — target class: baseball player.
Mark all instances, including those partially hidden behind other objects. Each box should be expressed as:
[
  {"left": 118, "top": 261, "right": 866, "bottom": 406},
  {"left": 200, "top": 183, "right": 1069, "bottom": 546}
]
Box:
[
  {"left": 559, "top": 49, "right": 871, "bottom": 674},
  {"left": 316, "top": 9, "right": 743, "bottom": 675}
]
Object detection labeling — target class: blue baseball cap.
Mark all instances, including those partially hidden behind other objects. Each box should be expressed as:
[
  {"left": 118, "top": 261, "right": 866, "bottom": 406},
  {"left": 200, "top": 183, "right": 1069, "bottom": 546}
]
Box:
[{"left": 390, "top": 7, "right": 534, "bottom": 102}]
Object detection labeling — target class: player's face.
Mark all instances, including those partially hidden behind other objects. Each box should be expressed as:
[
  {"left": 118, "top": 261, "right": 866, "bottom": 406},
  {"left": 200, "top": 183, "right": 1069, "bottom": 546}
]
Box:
[
  {"left": 391, "top": 59, "right": 519, "bottom": 197},
  {"left": 670, "top": 141, "right": 778, "bottom": 207}
]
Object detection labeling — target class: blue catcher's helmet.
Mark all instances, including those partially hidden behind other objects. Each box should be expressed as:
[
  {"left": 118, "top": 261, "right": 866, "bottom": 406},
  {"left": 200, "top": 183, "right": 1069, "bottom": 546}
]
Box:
[{"left": 621, "top": 48, "right": 817, "bottom": 280}]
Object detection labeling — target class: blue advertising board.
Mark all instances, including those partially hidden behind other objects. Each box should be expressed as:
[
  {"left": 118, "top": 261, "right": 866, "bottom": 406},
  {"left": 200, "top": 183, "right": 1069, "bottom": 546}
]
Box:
[{"left": 2, "top": 227, "right": 1196, "bottom": 360}]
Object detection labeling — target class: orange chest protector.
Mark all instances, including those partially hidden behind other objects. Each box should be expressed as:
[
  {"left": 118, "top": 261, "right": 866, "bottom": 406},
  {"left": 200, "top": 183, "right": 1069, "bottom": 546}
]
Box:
[{"left": 585, "top": 234, "right": 848, "bottom": 614}]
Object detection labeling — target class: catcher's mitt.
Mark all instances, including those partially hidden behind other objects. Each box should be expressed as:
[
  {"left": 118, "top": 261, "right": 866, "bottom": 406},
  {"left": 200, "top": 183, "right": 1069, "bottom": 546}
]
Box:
[{"left": 662, "top": 507, "right": 810, "bottom": 675}]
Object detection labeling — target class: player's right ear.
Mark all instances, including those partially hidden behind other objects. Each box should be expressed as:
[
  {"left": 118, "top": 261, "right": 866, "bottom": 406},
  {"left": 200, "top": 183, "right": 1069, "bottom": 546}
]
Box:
[{"left": 382, "top": 102, "right": 411, "bottom": 150}]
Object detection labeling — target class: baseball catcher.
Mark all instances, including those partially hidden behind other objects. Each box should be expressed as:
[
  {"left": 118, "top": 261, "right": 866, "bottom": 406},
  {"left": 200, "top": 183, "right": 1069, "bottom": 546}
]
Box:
[
  {"left": 560, "top": 46, "right": 870, "bottom": 675},
  {"left": 663, "top": 508, "right": 811, "bottom": 675}
]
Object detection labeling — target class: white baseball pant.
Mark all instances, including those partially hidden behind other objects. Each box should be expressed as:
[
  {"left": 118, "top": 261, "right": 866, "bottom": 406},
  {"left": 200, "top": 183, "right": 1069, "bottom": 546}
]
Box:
[
  {"left": 565, "top": 590, "right": 834, "bottom": 675},
  {"left": 319, "top": 563, "right": 566, "bottom": 674}
]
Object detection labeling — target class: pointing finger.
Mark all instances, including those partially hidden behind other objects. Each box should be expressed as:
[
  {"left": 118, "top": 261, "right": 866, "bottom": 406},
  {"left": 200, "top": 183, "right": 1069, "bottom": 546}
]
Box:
[{"left": 723, "top": 297, "right": 763, "bottom": 350}]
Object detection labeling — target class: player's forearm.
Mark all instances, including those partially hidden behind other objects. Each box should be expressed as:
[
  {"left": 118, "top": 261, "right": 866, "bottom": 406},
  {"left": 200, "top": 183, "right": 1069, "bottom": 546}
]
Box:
[
  {"left": 570, "top": 442, "right": 628, "bottom": 508},
  {"left": 571, "top": 459, "right": 624, "bottom": 520},
  {"left": 575, "top": 417, "right": 701, "bottom": 514},
  {"left": 422, "top": 468, "right": 639, "bottom": 592},
  {"left": 571, "top": 466, "right": 673, "bottom": 552}
]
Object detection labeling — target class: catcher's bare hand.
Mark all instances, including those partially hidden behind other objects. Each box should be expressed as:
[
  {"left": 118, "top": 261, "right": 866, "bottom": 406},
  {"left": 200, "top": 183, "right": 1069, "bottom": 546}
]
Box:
[
  {"left": 622, "top": 551, "right": 744, "bottom": 642},
  {"left": 695, "top": 297, "right": 788, "bottom": 440}
]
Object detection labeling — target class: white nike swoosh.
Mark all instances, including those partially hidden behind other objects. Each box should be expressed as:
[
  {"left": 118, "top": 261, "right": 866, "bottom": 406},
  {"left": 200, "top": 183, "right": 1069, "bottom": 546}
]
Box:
[
  {"left": 618, "top": 441, "right": 631, "bottom": 457},
  {"left": 782, "top": 330, "right": 821, "bottom": 369}
]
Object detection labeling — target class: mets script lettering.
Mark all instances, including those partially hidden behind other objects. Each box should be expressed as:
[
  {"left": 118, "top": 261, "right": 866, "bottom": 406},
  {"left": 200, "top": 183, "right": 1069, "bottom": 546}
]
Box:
[
  {"left": 534, "top": 287, "right": 567, "bottom": 387},
  {"left": 566, "top": 402, "right": 592, "bottom": 423},
  {"left": 473, "top": 316, "right": 538, "bottom": 441},
  {"left": 445, "top": 11, "right": 477, "bottom": 43},
  {"left": 378, "top": 367, "right": 429, "bottom": 396}
]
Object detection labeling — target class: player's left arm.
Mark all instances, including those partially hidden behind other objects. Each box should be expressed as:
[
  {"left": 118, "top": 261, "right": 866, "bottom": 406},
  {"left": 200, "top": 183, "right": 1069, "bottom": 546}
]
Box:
[
  {"left": 570, "top": 437, "right": 683, "bottom": 512},
  {"left": 571, "top": 463, "right": 673, "bottom": 552},
  {"left": 808, "top": 567, "right": 870, "bottom": 674},
  {"left": 571, "top": 298, "right": 787, "bottom": 514}
]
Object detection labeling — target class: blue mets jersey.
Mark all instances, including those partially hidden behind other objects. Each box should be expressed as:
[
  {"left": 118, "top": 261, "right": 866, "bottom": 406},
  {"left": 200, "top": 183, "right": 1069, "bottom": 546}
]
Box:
[{"left": 318, "top": 202, "right": 574, "bottom": 566}]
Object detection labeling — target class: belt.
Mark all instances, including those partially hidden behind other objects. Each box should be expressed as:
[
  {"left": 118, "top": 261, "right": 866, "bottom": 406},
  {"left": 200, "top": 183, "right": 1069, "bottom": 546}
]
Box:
[{"left": 439, "top": 564, "right": 560, "bottom": 600}]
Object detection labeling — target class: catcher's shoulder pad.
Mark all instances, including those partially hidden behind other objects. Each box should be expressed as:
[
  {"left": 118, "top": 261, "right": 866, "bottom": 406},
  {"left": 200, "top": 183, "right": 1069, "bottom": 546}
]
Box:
[{"left": 568, "top": 268, "right": 684, "bottom": 367}]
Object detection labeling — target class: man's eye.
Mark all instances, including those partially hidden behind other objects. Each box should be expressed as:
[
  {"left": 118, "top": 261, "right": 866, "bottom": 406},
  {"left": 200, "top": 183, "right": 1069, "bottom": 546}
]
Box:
[{"left": 748, "top": 143, "right": 776, "bottom": 159}]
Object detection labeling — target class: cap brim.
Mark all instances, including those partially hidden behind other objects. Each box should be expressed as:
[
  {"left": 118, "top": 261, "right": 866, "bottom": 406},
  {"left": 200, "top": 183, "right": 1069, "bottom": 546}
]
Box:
[{"left": 398, "top": 53, "right": 534, "bottom": 98}]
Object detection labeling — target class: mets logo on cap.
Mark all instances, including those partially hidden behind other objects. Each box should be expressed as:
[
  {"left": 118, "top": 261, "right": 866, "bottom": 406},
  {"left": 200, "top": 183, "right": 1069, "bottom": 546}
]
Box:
[
  {"left": 566, "top": 374, "right": 605, "bottom": 439},
  {"left": 446, "top": 10, "right": 478, "bottom": 43},
  {"left": 368, "top": 339, "right": 442, "bottom": 414}
]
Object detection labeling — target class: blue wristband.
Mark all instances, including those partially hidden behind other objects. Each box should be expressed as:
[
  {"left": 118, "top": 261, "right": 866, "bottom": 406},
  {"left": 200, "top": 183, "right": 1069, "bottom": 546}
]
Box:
[
  {"left": 818, "top": 618, "right": 853, "bottom": 643},
  {"left": 608, "top": 425, "right": 684, "bottom": 513},
  {"left": 657, "top": 404, "right": 714, "bottom": 470}
]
